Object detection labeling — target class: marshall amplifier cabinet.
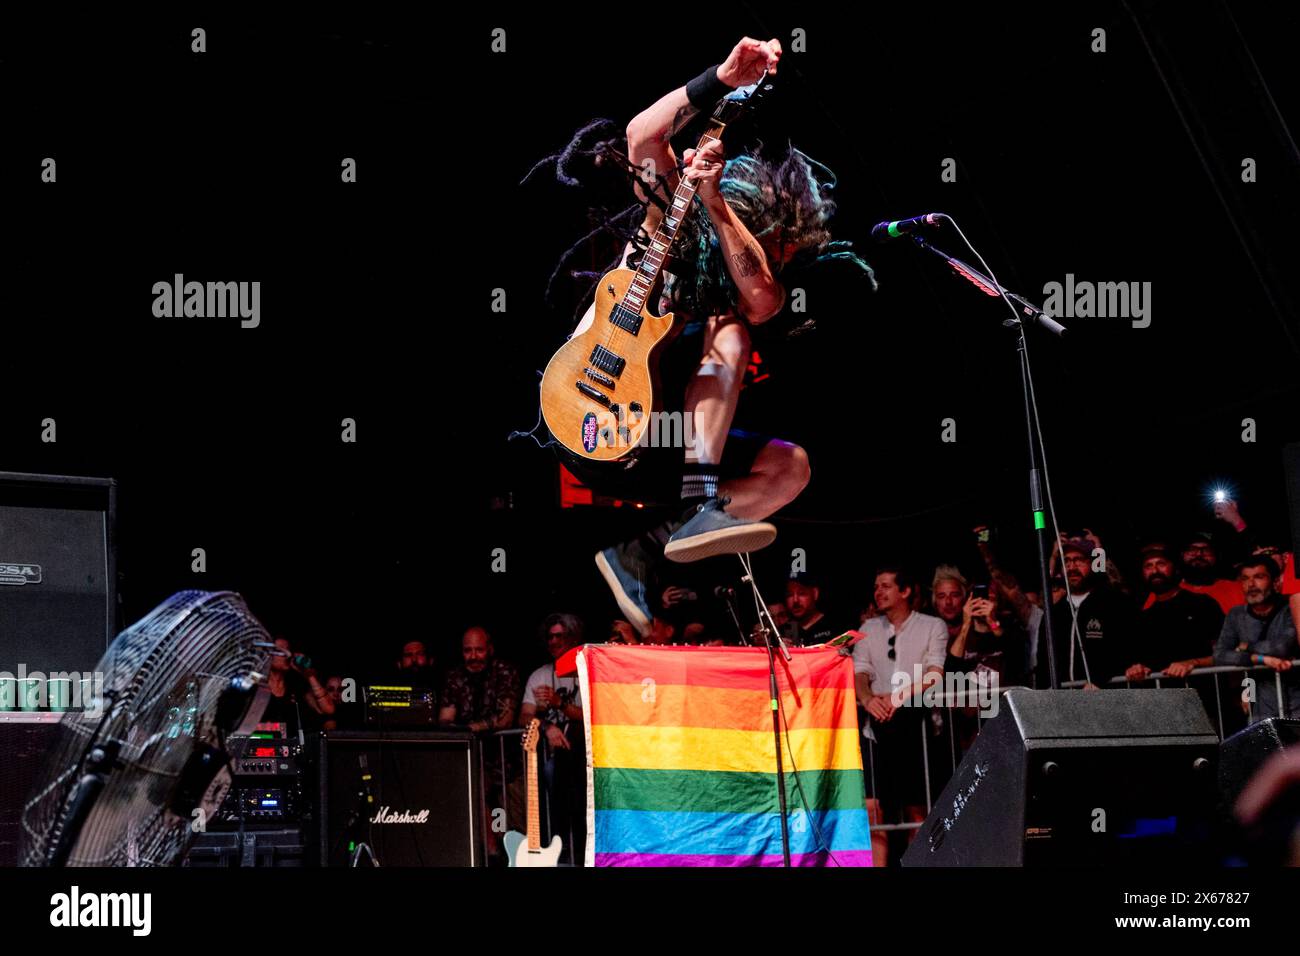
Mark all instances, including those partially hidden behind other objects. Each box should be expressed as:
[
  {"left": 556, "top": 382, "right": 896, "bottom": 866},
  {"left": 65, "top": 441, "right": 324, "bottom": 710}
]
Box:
[
  {"left": 0, "top": 472, "right": 117, "bottom": 678},
  {"left": 318, "top": 730, "right": 484, "bottom": 867}
]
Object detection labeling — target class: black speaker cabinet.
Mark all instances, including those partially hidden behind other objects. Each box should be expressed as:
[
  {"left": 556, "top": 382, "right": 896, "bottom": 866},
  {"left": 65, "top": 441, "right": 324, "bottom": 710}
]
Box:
[
  {"left": 902, "top": 688, "right": 1219, "bottom": 866},
  {"left": 0, "top": 714, "right": 64, "bottom": 867},
  {"left": 0, "top": 471, "right": 117, "bottom": 678},
  {"left": 1219, "top": 717, "right": 1300, "bottom": 807},
  {"left": 318, "top": 730, "right": 484, "bottom": 867}
]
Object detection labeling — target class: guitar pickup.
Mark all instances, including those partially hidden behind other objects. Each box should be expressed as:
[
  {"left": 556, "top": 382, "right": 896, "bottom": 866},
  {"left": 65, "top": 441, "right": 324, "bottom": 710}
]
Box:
[
  {"left": 575, "top": 382, "right": 610, "bottom": 406},
  {"left": 589, "top": 344, "right": 626, "bottom": 377},
  {"left": 584, "top": 368, "right": 615, "bottom": 389}
]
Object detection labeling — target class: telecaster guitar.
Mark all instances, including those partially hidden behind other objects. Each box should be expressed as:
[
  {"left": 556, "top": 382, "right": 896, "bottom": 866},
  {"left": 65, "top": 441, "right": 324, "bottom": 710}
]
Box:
[{"left": 505, "top": 718, "right": 563, "bottom": 867}]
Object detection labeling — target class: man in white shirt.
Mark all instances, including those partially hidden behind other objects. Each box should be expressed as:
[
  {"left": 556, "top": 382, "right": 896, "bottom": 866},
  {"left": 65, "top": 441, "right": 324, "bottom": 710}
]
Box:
[{"left": 851, "top": 567, "right": 948, "bottom": 865}]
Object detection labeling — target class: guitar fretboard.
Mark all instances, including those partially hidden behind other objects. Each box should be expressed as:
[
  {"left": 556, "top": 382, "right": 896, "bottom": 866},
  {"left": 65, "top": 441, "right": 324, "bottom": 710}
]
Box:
[
  {"left": 526, "top": 745, "right": 540, "bottom": 851},
  {"left": 620, "top": 120, "right": 727, "bottom": 317}
]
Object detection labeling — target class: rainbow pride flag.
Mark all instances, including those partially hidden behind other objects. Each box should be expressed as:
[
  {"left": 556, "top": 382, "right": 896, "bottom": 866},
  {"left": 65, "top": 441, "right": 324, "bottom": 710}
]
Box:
[{"left": 575, "top": 644, "right": 872, "bottom": 866}]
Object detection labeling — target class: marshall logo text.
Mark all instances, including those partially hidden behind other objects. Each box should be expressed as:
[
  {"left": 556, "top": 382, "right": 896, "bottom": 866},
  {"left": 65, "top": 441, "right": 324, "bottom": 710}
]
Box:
[{"left": 369, "top": 806, "right": 431, "bottom": 825}]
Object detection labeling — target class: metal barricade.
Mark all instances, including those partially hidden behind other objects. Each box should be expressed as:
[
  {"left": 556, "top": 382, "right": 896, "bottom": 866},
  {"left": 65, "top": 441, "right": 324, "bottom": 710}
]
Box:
[
  {"left": 864, "top": 683, "right": 1022, "bottom": 834},
  {"left": 867, "top": 663, "right": 1298, "bottom": 838},
  {"left": 474, "top": 726, "right": 579, "bottom": 865},
  {"left": 1060, "top": 661, "right": 1298, "bottom": 733}
]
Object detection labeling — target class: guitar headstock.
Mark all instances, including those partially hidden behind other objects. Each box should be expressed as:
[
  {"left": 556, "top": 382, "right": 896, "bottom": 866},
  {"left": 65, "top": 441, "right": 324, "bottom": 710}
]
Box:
[
  {"left": 522, "top": 717, "right": 541, "bottom": 754},
  {"left": 712, "top": 70, "right": 777, "bottom": 124}
]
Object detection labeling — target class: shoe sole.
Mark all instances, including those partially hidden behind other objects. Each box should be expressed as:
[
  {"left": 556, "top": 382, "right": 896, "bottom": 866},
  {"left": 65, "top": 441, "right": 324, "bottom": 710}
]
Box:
[
  {"left": 663, "top": 522, "right": 778, "bottom": 563},
  {"left": 594, "top": 550, "right": 652, "bottom": 636}
]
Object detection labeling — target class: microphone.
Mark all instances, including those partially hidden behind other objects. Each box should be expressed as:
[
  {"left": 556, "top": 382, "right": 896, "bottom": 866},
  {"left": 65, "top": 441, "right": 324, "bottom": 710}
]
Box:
[
  {"left": 871, "top": 213, "right": 947, "bottom": 242},
  {"left": 713, "top": 586, "right": 737, "bottom": 600}
]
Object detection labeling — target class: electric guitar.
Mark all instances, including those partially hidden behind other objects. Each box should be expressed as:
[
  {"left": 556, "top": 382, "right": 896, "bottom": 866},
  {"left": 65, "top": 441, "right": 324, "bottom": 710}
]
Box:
[
  {"left": 504, "top": 718, "right": 563, "bottom": 867},
  {"left": 539, "top": 73, "right": 775, "bottom": 462}
]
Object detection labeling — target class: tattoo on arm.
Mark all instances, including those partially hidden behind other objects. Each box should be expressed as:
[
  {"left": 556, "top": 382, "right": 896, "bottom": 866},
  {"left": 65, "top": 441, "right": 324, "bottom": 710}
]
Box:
[
  {"left": 667, "top": 103, "right": 700, "bottom": 138},
  {"left": 732, "top": 244, "right": 764, "bottom": 278}
]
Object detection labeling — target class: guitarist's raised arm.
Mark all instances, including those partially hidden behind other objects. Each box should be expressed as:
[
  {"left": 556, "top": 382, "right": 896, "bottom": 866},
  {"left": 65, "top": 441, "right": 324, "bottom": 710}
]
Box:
[
  {"left": 625, "top": 37, "right": 782, "bottom": 244},
  {"left": 690, "top": 139, "right": 788, "bottom": 325}
]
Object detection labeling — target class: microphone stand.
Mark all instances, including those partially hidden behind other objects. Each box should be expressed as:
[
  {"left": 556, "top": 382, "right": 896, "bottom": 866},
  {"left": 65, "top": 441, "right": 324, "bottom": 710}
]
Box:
[
  {"left": 738, "top": 555, "right": 792, "bottom": 866},
  {"left": 909, "top": 233, "right": 1067, "bottom": 688},
  {"left": 718, "top": 588, "right": 749, "bottom": 646}
]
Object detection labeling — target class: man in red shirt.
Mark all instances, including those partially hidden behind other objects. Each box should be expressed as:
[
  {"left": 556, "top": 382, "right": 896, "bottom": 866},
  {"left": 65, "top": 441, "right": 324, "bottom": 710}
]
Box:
[{"left": 1140, "top": 533, "right": 1245, "bottom": 614}]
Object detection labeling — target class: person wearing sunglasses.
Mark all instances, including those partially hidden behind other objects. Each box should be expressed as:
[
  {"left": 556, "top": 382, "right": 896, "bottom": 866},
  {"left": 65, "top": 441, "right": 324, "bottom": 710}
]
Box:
[{"left": 851, "top": 567, "right": 948, "bottom": 864}]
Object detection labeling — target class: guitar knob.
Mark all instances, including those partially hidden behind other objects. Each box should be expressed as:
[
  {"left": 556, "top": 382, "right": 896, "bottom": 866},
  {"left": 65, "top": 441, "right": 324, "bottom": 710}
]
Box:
[{"left": 607, "top": 284, "right": 615, "bottom": 295}]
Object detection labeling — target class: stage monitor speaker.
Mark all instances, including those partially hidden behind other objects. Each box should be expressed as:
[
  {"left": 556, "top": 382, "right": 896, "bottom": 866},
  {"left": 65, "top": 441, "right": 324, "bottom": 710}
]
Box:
[
  {"left": 318, "top": 730, "right": 483, "bottom": 867},
  {"left": 0, "top": 471, "right": 117, "bottom": 678},
  {"left": 0, "top": 714, "right": 64, "bottom": 866},
  {"left": 902, "top": 688, "right": 1219, "bottom": 866},
  {"left": 1219, "top": 717, "right": 1300, "bottom": 807}
]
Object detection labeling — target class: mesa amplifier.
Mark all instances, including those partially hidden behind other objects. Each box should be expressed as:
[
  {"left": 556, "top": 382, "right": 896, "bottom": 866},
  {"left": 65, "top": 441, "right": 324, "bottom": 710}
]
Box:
[
  {"left": 319, "top": 730, "right": 483, "bottom": 866},
  {"left": 902, "top": 688, "right": 1220, "bottom": 866},
  {"left": 0, "top": 472, "right": 117, "bottom": 678},
  {"left": 363, "top": 685, "right": 436, "bottom": 726}
]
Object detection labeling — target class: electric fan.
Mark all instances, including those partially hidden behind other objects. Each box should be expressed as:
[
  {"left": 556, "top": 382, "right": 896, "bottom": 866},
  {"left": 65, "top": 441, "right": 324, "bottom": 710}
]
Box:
[{"left": 20, "top": 590, "right": 273, "bottom": 866}]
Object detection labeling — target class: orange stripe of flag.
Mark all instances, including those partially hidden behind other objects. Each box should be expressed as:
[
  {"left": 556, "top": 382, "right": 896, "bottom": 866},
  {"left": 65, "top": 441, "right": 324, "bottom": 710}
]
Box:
[{"left": 589, "top": 681, "right": 856, "bottom": 732}]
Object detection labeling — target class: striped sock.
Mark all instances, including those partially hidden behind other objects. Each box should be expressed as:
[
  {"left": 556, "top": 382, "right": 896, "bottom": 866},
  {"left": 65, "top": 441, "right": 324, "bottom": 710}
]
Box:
[{"left": 681, "top": 465, "right": 720, "bottom": 501}]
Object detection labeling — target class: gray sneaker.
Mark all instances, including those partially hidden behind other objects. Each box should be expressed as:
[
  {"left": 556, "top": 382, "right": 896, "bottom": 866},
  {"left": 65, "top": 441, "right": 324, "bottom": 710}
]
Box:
[
  {"left": 663, "top": 497, "right": 777, "bottom": 563},
  {"left": 594, "top": 538, "right": 654, "bottom": 636}
]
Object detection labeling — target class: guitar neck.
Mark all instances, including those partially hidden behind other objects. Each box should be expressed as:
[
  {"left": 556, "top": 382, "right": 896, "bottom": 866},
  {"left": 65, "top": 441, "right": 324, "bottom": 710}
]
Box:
[
  {"left": 620, "top": 118, "right": 728, "bottom": 316},
  {"left": 525, "top": 744, "right": 541, "bottom": 851}
]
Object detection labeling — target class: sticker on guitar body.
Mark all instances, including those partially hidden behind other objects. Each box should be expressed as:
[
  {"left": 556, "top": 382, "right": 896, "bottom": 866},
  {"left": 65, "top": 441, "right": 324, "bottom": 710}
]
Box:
[{"left": 580, "top": 408, "right": 692, "bottom": 450}]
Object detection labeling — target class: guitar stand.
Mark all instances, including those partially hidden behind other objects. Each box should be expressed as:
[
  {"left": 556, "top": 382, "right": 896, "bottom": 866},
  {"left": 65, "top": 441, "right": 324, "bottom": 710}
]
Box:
[{"left": 736, "top": 552, "right": 794, "bottom": 867}]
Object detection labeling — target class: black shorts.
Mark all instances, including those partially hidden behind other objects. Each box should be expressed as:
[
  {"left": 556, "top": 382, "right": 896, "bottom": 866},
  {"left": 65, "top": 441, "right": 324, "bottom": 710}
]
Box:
[
  {"left": 560, "top": 427, "right": 773, "bottom": 506},
  {"left": 555, "top": 317, "right": 774, "bottom": 505}
]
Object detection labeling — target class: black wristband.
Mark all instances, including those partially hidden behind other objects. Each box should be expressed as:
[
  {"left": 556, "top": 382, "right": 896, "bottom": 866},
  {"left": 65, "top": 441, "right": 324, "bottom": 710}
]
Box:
[{"left": 685, "top": 64, "right": 731, "bottom": 110}]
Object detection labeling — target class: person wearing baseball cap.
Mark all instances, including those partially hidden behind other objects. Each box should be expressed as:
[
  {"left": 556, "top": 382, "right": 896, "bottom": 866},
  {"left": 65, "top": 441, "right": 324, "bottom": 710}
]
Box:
[
  {"left": 1178, "top": 531, "right": 1247, "bottom": 613},
  {"left": 1038, "top": 532, "right": 1137, "bottom": 688},
  {"left": 1124, "top": 543, "right": 1222, "bottom": 683}
]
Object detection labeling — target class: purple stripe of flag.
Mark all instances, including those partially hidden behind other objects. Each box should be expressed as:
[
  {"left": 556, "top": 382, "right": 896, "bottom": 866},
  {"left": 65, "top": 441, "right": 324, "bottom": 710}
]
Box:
[{"left": 595, "top": 850, "right": 874, "bottom": 867}]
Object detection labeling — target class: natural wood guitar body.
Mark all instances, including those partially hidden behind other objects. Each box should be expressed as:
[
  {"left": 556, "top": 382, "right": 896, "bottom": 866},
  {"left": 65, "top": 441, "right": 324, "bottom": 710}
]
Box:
[{"left": 540, "top": 267, "right": 676, "bottom": 461}]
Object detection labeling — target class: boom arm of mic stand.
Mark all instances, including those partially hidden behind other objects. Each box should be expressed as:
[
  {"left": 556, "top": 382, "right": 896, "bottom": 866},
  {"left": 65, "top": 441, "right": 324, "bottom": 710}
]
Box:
[
  {"left": 910, "top": 236, "right": 1068, "bottom": 337},
  {"left": 906, "top": 231, "right": 1064, "bottom": 687}
]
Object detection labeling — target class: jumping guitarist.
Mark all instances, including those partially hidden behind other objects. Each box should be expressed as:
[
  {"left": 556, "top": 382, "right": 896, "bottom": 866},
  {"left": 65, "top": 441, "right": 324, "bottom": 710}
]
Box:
[{"left": 554, "top": 36, "right": 875, "bottom": 635}]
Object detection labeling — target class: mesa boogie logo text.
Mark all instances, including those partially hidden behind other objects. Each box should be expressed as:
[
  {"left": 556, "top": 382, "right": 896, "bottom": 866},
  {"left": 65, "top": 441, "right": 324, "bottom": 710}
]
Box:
[{"left": 0, "top": 562, "right": 41, "bottom": 586}]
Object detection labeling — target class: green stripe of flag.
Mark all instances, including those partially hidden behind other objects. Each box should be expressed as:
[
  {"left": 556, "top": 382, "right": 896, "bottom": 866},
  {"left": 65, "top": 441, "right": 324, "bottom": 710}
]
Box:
[{"left": 594, "top": 766, "right": 866, "bottom": 814}]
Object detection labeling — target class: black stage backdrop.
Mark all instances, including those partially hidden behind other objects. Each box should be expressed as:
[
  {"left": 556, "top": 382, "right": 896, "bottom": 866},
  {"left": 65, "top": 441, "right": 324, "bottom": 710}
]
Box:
[{"left": 3, "top": 3, "right": 1298, "bottom": 683}]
